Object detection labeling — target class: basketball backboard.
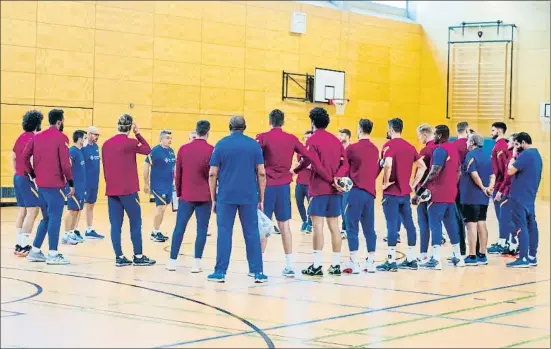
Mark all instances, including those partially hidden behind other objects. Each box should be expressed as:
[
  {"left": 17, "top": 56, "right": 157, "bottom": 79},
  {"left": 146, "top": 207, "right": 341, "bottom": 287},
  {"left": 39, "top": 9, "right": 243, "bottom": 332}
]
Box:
[{"left": 313, "top": 68, "right": 345, "bottom": 103}]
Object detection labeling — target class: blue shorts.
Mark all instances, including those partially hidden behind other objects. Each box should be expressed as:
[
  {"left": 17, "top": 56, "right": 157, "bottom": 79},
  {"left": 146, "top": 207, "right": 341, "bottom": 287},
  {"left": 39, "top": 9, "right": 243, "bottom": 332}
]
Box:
[
  {"left": 264, "top": 184, "right": 291, "bottom": 221},
  {"left": 85, "top": 187, "right": 98, "bottom": 204},
  {"left": 13, "top": 175, "right": 41, "bottom": 208},
  {"left": 151, "top": 189, "right": 173, "bottom": 207},
  {"left": 67, "top": 190, "right": 85, "bottom": 211},
  {"left": 308, "top": 194, "right": 342, "bottom": 218}
]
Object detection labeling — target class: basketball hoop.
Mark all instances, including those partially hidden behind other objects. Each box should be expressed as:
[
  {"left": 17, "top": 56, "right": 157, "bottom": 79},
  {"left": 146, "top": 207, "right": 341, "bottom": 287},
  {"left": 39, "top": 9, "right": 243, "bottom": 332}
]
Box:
[{"left": 328, "top": 98, "right": 348, "bottom": 116}]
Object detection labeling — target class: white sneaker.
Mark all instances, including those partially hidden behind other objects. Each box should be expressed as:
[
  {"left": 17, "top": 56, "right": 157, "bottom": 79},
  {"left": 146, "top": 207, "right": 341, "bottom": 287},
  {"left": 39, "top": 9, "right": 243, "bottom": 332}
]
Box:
[
  {"left": 46, "top": 253, "right": 70, "bottom": 265},
  {"left": 191, "top": 259, "right": 202, "bottom": 273},
  {"left": 341, "top": 231, "right": 347, "bottom": 240},
  {"left": 363, "top": 260, "right": 376, "bottom": 273},
  {"left": 166, "top": 259, "right": 177, "bottom": 271},
  {"left": 343, "top": 260, "right": 360, "bottom": 274},
  {"left": 417, "top": 256, "right": 430, "bottom": 267},
  {"left": 62, "top": 233, "right": 78, "bottom": 245}
]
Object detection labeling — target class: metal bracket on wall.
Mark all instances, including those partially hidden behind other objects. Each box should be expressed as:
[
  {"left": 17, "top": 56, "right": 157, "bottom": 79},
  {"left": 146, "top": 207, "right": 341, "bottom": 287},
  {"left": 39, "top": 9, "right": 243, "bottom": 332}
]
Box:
[
  {"left": 282, "top": 71, "right": 314, "bottom": 102},
  {"left": 446, "top": 20, "right": 517, "bottom": 120}
]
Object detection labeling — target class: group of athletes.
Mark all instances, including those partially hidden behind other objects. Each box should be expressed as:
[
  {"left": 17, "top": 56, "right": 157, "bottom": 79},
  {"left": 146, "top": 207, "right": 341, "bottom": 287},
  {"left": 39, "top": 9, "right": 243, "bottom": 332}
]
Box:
[{"left": 10, "top": 106, "right": 542, "bottom": 282}]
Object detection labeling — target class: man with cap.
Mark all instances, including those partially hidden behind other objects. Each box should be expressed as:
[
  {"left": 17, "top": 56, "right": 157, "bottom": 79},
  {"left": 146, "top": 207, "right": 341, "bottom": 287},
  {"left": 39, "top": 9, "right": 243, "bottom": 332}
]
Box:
[
  {"left": 102, "top": 114, "right": 155, "bottom": 266},
  {"left": 207, "top": 115, "right": 268, "bottom": 283},
  {"left": 82, "top": 125, "right": 104, "bottom": 239}
]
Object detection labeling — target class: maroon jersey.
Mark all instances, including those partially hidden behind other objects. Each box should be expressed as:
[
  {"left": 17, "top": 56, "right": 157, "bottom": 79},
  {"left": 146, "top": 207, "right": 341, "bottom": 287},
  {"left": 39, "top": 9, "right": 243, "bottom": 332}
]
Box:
[
  {"left": 13, "top": 132, "right": 35, "bottom": 176},
  {"left": 418, "top": 140, "right": 438, "bottom": 188},
  {"left": 346, "top": 139, "right": 380, "bottom": 197},
  {"left": 22, "top": 126, "right": 72, "bottom": 188},
  {"left": 102, "top": 133, "right": 151, "bottom": 196},
  {"left": 491, "top": 138, "right": 509, "bottom": 195},
  {"left": 497, "top": 148, "right": 512, "bottom": 196},
  {"left": 453, "top": 138, "right": 468, "bottom": 166},
  {"left": 381, "top": 138, "right": 420, "bottom": 196},
  {"left": 296, "top": 153, "right": 311, "bottom": 185},
  {"left": 427, "top": 141, "right": 460, "bottom": 203},
  {"left": 175, "top": 139, "right": 214, "bottom": 202}
]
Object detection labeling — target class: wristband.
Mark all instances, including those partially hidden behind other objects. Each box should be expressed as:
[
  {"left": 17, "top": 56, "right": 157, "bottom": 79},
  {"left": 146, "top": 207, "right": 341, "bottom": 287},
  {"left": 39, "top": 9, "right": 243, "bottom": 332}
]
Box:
[
  {"left": 67, "top": 180, "right": 74, "bottom": 188},
  {"left": 415, "top": 187, "right": 427, "bottom": 197}
]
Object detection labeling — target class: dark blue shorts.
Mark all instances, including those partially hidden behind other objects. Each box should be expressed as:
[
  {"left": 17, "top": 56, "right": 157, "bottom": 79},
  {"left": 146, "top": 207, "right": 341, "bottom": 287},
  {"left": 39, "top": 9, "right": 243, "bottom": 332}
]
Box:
[
  {"left": 308, "top": 194, "right": 342, "bottom": 218},
  {"left": 151, "top": 189, "right": 173, "bottom": 207},
  {"left": 67, "top": 190, "right": 85, "bottom": 211},
  {"left": 13, "top": 175, "right": 41, "bottom": 208},
  {"left": 85, "top": 187, "right": 98, "bottom": 204},
  {"left": 264, "top": 184, "right": 291, "bottom": 221}
]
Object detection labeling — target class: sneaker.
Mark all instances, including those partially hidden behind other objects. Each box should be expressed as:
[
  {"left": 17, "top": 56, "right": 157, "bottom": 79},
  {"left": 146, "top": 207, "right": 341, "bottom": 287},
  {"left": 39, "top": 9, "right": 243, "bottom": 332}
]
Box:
[
  {"left": 46, "top": 253, "right": 70, "bottom": 265},
  {"left": 62, "top": 233, "right": 79, "bottom": 245},
  {"left": 273, "top": 225, "right": 280, "bottom": 234},
  {"left": 398, "top": 259, "right": 419, "bottom": 270},
  {"left": 376, "top": 261, "right": 398, "bottom": 272},
  {"left": 363, "top": 260, "right": 376, "bottom": 273},
  {"left": 501, "top": 245, "right": 518, "bottom": 257},
  {"left": 305, "top": 224, "right": 312, "bottom": 234},
  {"left": 383, "top": 236, "right": 401, "bottom": 244},
  {"left": 165, "top": 258, "right": 177, "bottom": 271},
  {"left": 464, "top": 256, "right": 478, "bottom": 266},
  {"left": 254, "top": 272, "right": 268, "bottom": 283},
  {"left": 506, "top": 257, "right": 530, "bottom": 268},
  {"left": 247, "top": 272, "right": 254, "bottom": 277},
  {"left": 85, "top": 230, "right": 105, "bottom": 239},
  {"left": 300, "top": 222, "right": 308, "bottom": 233},
  {"left": 133, "top": 255, "right": 156, "bottom": 266},
  {"left": 302, "top": 264, "right": 323, "bottom": 277},
  {"left": 421, "top": 257, "right": 442, "bottom": 270},
  {"left": 417, "top": 256, "right": 430, "bottom": 267},
  {"left": 341, "top": 231, "right": 347, "bottom": 240},
  {"left": 19, "top": 245, "right": 31, "bottom": 257},
  {"left": 477, "top": 254, "right": 488, "bottom": 265},
  {"left": 446, "top": 254, "right": 454, "bottom": 261},
  {"left": 191, "top": 260, "right": 202, "bottom": 273},
  {"left": 442, "top": 236, "right": 447, "bottom": 245},
  {"left": 282, "top": 267, "right": 295, "bottom": 278},
  {"left": 73, "top": 231, "right": 84, "bottom": 243},
  {"left": 14, "top": 244, "right": 22, "bottom": 256},
  {"left": 343, "top": 260, "right": 360, "bottom": 274},
  {"left": 116, "top": 256, "right": 133, "bottom": 267},
  {"left": 151, "top": 232, "right": 168, "bottom": 242},
  {"left": 528, "top": 257, "right": 537, "bottom": 267},
  {"left": 450, "top": 256, "right": 465, "bottom": 267},
  {"left": 487, "top": 243, "right": 505, "bottom": 254},
  {"left": 27, "top": 249, "right": 46, "bottom": 262},
  {"left": 208, "top": 271, "right": 226, "bottom": 282},
  {"left": 328, "top": 265, "right": 342, "bottom": 275}
]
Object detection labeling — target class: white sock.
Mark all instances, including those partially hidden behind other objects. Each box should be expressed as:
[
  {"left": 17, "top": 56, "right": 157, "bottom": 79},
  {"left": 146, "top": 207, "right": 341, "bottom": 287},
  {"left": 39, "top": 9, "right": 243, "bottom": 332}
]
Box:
[
  {"left": 21, "top": 233, "right": 30, "bottom": 246},
  {"left": 87, "top": 226, "right": 93, "bottom": 232},
  {"left": 153, "top": 229, "right": 160, "bottom": 233},
  {"left": 194, "top": 258, "right": 201, "bottom": 267},
  {"left": 432, "top": 245, "right": 441, "bottom": 261},
  {"left": 420, "top": 252, "right": 427, "bottom": 260},
  {"left": 367, "top": 253, "right": 375, "bottom": 264},
  {"left": 498, "top": 238, "right": 506, "bottom": 247},
  {"left": 313, "top": 250, "right": 322, "bottom": 268},
  {"left": 135, "top": 254, "right": 143, "bottom": 258},
  {"left": 332, "top": 252, "right": 341, "bottom": 267},
  {"left": 16, "top": 228, "right": 22, "bottom": 235},
  {"left": 407, "top": 246, "right": 416, "bottom": 262},
  {"left": 388, "top": 247, "right": 396, "bottom": 263},
  {"left": 16, "top": 233, "right": 21, "bottom": 246},
  {"left": 48, "top": 250, "right": 58, "bottom": 257},
  {"left": 32, "top": 246, "right": 40, "bottom": 253},
  {"left": 350, "top": 250, "right": 358, "bottom": 264},
  {"left": 285, "top": 254, "right": 293, "bottom": 268},
  {"left": 452, "top": 243, "right": 461, "bottom": 258}
]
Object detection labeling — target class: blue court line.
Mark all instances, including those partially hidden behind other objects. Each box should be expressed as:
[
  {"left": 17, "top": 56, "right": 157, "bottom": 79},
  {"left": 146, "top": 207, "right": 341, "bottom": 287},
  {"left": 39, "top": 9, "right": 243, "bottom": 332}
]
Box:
[
  {"left": 1, "top": 277, "right": 43, "bottom": 305},
  {"left": 156, "top": 278, "right": 549, "bottom": 348},
  {"left": 1, "top": 310, "right": 25, "bottom": 318},
  {"left": 1, "top": 267, "right": 275, "bottom": 349}
]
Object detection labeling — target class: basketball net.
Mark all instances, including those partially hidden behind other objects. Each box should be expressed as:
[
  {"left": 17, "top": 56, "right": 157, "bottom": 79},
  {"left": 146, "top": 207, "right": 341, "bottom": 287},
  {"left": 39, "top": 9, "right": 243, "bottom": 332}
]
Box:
[{"left": 328, "top": 99, "right": 347, "bottom": 116}]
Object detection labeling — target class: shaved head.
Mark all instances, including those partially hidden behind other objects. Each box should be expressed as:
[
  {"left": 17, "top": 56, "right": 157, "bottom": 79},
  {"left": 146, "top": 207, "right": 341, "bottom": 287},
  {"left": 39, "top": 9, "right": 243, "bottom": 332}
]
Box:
[{"left": 229, "top": 115, "right": 246, "bottom": 132}]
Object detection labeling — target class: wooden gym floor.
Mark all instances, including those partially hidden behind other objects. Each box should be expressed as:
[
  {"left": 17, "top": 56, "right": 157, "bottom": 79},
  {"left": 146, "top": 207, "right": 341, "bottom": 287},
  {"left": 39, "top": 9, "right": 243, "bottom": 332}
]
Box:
[{"left": 1, "top": 200, "right": 550, "bottom": 348}]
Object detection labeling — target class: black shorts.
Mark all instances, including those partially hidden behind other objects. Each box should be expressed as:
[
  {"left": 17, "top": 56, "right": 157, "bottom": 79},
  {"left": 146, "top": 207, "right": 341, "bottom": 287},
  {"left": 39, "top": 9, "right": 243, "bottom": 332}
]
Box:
[{"left": 462, "top": 204, "right": 488, "bottom": 223}]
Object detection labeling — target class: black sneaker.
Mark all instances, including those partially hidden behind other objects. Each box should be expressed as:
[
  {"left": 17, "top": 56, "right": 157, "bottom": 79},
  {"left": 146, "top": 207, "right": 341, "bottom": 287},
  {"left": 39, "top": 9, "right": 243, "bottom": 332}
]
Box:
[
  {"left": 398, "top": 259, "right": 418, "bottom": 270},
  {"left": 150, "top": 232, "right": 168, "bottom": 242},
  {"left": 376, "top": 261, "right": 398, "bottom": 272},
  {"left": 116, "top": 256, "right": 132, "bottom": 267},
  {"left": 133, "top": 255, "right": 156, "bottom": 266},
  {"left": 382, "top": 237, "right": 401, "bottom": 243},
  {"left": 302, "top": 264, "right": 323, "bottom": 276},
  {"left": 14, "top": 244, "right": 22, "bottom": 256},
  {"left": 273, "top": 225, "right": 280, "bottom": 234},
  {"left": 328, "top": 265, "right": 341, "bottom": 275}
]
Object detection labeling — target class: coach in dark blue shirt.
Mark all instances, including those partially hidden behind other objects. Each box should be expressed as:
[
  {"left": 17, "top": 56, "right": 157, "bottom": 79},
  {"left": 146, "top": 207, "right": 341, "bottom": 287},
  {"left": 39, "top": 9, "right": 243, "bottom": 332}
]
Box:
[
  {"left": 207, "top": 116, "right": 268, "bottom": 283},
  {"left": 506, "top": 132, "right": 542, "bottom": 268}
]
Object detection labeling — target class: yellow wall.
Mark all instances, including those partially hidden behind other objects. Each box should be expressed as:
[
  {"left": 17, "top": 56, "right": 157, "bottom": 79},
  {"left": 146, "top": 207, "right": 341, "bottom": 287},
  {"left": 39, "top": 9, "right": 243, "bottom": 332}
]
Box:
[
  {"left": 1, "top": 1, "right": 423, "bottom": 202},
  {"left": 411, "top": 0, "right": 550, "bottom": 199}
]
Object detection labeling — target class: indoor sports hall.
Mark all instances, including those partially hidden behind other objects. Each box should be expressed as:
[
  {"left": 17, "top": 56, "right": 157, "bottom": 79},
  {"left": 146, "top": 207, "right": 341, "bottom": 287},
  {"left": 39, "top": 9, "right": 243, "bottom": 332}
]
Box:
[{"left": 1, "top": 1, "right": 549, "bottom": 348}]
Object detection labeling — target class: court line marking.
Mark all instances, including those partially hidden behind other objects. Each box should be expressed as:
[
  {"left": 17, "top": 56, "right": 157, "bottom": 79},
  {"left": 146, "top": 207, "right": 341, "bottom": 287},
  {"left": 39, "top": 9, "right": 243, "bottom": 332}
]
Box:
[
  {"left": 156, "top": 278, "right": 549, "bottom": 348},
  {"left": 0, "top": 277, "right": 43, "bottom": 305},
  {"left": 1, "top": 267, "right": 275, "bottom": 349},
  {"left": 1, "top": 310, "right": 25, "bottom": 318},
  {"left": 356, "top": 306, "right": 538, "bottom": 347},
  {"left": 501, "top": 334, "right": 551, "bottom": 348}
]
